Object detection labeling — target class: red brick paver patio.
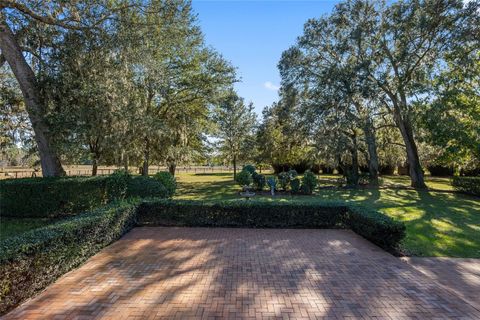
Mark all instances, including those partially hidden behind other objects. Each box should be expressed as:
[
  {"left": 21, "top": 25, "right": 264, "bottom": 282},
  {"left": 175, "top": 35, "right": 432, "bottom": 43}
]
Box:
[{"left": 5, "top": 227, "right": 480, "bottom": 319}]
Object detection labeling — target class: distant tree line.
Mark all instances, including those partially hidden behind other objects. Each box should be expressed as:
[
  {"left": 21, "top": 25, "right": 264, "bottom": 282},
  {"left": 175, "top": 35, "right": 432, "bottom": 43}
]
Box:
[{"left": 1, "top": 0, "right": 479, "bottom": 189}]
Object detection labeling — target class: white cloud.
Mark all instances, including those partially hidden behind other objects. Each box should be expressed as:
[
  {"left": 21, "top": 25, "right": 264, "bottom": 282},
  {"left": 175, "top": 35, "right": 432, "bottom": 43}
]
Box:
[{"left": 263, "top": 81, "right": 280, "bottom": 91}]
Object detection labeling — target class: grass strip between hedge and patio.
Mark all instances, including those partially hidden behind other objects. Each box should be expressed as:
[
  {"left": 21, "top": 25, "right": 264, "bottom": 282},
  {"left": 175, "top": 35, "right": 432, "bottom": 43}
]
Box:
[{"left": 0, "top": 198, "right": 405, "bottom": 316}]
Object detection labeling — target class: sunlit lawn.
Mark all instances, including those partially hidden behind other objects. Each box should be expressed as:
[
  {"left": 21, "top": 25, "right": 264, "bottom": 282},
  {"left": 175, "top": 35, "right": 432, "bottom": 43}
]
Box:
[{"left": 175, "top": 172, "right": 480, "bottom": 258}]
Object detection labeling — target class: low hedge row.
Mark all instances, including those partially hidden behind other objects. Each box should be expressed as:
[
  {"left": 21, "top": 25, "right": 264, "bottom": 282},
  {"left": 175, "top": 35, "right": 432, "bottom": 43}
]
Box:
[
  {"left": 137, "top": 200, "right": 406, "bottom": 252},
  {"left": 0, "top": 200, "right": 139, "bottom": 315},
  {"left": 138, "top": 200, "right": 347, "bottom": 228},
  {"left": 0, "top": 199, "right": 406, "bottom": 315},
  {"left": 0, "top": 175, "right": 169, "bottom": 218},
  {"left": 452, "top": 176, "right": 480, "bottom": 196}
]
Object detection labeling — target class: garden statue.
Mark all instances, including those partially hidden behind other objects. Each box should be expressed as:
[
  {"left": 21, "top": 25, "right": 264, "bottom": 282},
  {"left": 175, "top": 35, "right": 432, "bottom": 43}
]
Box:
[{"left": 267, "top": 177, "right": 277, "bottom": 196}]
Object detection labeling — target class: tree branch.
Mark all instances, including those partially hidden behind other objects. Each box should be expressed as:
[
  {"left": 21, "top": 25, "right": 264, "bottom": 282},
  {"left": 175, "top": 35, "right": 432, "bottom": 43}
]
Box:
[{"left": 0, "top": 0, "right": 136, "bottom": 30}]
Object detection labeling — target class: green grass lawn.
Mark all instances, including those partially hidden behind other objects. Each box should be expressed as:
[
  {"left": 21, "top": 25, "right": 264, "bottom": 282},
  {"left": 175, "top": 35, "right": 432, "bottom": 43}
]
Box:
[
  {"left": 0, "top": 217, "right": 53, "bottom": 241},
  {"left": 175, "top": 172, "right": 480, "bottom": 258}
]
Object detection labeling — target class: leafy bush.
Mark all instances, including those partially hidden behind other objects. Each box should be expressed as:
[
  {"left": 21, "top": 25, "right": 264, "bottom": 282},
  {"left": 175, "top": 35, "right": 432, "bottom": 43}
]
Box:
[
  {"left": 242, "top": 164, "right": 256, "bottom": 175},
  {"left": 346, "top": 206, "right": 406, "bottom": 252},
  {"left": 235, "top": 170, "right": 252, "bottom": 187},
  {"left": 0, "top": 176, "right": 111, "bottom": 218},
  {"left": 138, "top": 200, "right": 346, "bottom": 228},
  {"left": 127, "top": 176, "right": 168, "bottom": 198},
  {"left": 278, "top": 172, "right": 290, "bottom": 191},
  {"left": 290, "top": 178, "right": 301, "bottom": 194},
  {"left": 153, "top": 171, "right": 177, "bottom": 197},
  {"left": 0, "top": 200, "right": 139, "bottom": 315},
  {"left": 0, "top": 172, "right": 170, "bottom": 218},
  {"left": 301, "top": 170, "right": 318, "bottom": 194},
  {"left": 428, "top": 165, "right": 454, "bottom": 176},
  {"left": 452, "top": 176, "right": 480, "bottom": 196},
  {"left": 288, "top": 169, "right": 298, "bottom": 179},
  {"left": 106, "top": 169, "right": 131, "bottom": 200},
  {"left": 137, "top": 199, "right": 406, "bottom": 252},
  {"left": 252, "top": 172, "right": 266, "bottom": 191}
]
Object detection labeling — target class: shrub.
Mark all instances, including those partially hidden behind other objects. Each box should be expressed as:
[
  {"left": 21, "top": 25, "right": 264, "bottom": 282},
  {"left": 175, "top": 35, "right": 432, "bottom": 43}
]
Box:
[
  {"left": 137, "top": 199, "right": 406, "bottom": 252},
  {"left": 428, "top": 165, "right": 454, "bottom": 176},
  {"left": 0, "top": 176, "right": 111, "bottom": 218},
  {"left": 127, "top": 176, "right": 168, "bottom": 198},
  {"left": 452, "top": 176, "right": 480, "bottom": 196},
  {"left": 0, "top": 200, "right": 139, "bottom": 315},
  {"left": 106, "top": 169, "right": 131, "bottom": 200},
  {"left": 379, "top": 164, "right": 395, "bottom": 175},
  {"left": 290, "top": 178, "right": 301, "bottom": 193},
  {"left": 252, "top": 172, "right": 266, "bottom": 191},
  {"left": 153, "top": 171, "right": 177, "bottom": 197},
  {"left": 288, "top": 169, "right": 298, "bottom": 179},
  {"left": 0, "top": 172, "right": 170, "bottom": 218},
  {"left": 138, "top": 200, "right": 346, "bottom": 228},
  {"left": 235, "top": 170, "right": 252, "bottom": 187},
  {"left": 278, "top": 172, "right": 290, "bottom": 191},
  {"left": 346, "top": 206, "right": 406, "bottom": 252},
  {"left": 242, "top": 164, "right": 256, "bottom": 175},
  {"left": 301, "top": 170, "right": 318, "bottom": 194}
]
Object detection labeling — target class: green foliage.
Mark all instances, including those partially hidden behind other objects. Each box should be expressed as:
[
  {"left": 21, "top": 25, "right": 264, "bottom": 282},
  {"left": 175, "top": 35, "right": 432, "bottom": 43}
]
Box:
[
  {"left": 278, "top": 172, "right": 290, "bottom": 191},
  {"left": 290, "top": 178, "right": 301, "bottom": 194},
  {"left": 213, "top": 92, "right": 257, "bottom": 171},
  {"left": 137, "top": 200, "right": 405, "bottom": 252},
  {"left": 346, "top": 206, "right": 406, "bottom": 253},
  {"left": 0, "top": 176, "right": 111, "bottom": 218},
  {"left": 0, "top": 174, "right": 169, "bottom": 218},
  {"left": 0, "top": 200, "right": 139, "bottom": 315},
  {"left": 153, "top": 172, "right": 177, "bottom": 197},
  {"left": 278, "top": 169, "right": 299, "bottom": 191},
  {"left": 106, "top": 169, "right": 131, "bottom": 200},
  {"left": 242, "top": 164, "right": 256, "bottom": 175},
  {"left": 127, "top": 176, "right": 168, "bottom": 199},
  {"left": 301, "top": 170, "right": 318, "bottom": 195},
  {"left": 251, "top": 172, "right": 266, "bottom": 191},
  {"left": 452, "top": 177, "right": 480, "bottom": 196},
  {"left": 235, "top": 170, "right": 252, "bottom": 187}
]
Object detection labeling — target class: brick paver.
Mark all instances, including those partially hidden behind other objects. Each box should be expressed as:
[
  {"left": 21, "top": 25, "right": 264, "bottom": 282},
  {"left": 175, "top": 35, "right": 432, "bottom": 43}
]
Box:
[{"left": 4, "top": 227, "right": 480, "bottom": 319}]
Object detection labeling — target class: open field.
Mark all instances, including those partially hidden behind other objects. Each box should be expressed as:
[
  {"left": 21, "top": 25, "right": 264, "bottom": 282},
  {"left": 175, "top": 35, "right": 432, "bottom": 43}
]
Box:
[{"left": 175, "top": 173, "right": 480, "bottom": 258}]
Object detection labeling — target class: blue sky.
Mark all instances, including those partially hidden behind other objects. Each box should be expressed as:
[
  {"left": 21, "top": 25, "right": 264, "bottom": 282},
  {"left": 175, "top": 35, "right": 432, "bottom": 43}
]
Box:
[{"left": 191, "top": 0, "right": 339, "bottom": 114}]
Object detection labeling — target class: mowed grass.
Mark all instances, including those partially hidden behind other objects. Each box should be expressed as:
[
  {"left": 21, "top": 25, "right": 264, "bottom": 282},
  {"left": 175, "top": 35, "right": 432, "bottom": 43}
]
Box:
[{"left": 175, "top": 172, "right": 480, "bottom": 258}]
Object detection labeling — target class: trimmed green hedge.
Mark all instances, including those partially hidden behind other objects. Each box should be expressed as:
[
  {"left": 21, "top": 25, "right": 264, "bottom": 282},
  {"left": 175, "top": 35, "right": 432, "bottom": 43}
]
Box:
[
  {"left": 452, "top": 176, "right": 480, "bottom": 196},
  {"left": 0, "top": 200, "right": 139, "bottom": 315},
  {"left": 0, "top": 198, "right": 406, "bottom": 315},
  {"left": 0, "top": 176, "right": 110, "bottom": 218},
  {"left": 0, "top": 175, "right": 169, "bottom": 218},
  {"left": 345, "top": 206, "right": 405, "bottom": 252},
  {"left": 138, "top": 200, "right": 347, "bottom": 228},
  {"left": 137, "top": 200, "right": 405, "bottom": 251}
]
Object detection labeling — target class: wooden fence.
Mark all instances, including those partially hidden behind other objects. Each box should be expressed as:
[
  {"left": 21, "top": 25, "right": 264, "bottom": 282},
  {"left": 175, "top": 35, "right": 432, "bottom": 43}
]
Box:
[{"left": 0, "top": 166, "right": 236, "bottom": 179}]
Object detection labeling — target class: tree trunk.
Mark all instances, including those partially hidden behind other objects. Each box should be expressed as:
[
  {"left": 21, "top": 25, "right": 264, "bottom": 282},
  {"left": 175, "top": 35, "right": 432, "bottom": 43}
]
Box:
[
  {"left": 363, "top": 118, "right": 379, "bottom": 185},
  {"left": 92, "top": 158, "right": 98, "bottom": 176},
  {"left": 123, "top": 153, "right": 129, "bottom": 171},
  {"left": 392, "top": 100, "right": 427, "bottom": 189},
  {"left": 168, "top": 161, "right": 176, "bottom": 176},
  {"left": 347, "top": 134, "right": 360, "bottom": 186},
  {"left": 142, "top": 137, "right": 149, "bottom": 176},
  {"left": 0, "top": 19, "right": 65, "bottom": 176},
  {"left": 233, "top": 154, "right": 237, "bottom": 180}
]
